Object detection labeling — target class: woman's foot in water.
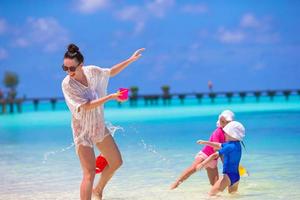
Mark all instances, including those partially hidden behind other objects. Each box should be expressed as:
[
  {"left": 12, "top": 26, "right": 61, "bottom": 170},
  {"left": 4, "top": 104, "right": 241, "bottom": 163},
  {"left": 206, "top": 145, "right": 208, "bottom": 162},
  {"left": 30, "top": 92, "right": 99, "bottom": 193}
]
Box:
[{"left": 92, "top": 188, "right": 103, "bottom": 200}]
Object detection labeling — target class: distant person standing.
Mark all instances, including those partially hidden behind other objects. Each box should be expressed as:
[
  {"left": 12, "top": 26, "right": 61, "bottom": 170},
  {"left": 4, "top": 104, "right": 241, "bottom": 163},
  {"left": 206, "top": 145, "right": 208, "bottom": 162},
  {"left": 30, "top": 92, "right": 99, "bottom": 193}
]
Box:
[
  {"left": 208, "top": 80, "right": 213, "bottom": 92},
  {"left": 61, "top": 43, "right": 145, "bottom": 200}
]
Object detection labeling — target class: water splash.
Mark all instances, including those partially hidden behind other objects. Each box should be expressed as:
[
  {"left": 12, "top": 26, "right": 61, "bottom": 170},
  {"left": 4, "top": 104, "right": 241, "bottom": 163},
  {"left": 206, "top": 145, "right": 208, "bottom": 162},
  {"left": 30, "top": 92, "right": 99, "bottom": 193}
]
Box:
[
  {"left": 127, "top": 124, "right": 176, "bottom": 179},
  {"left": 43, "top": 121, "right": 124, "bottom": 163},
  {"left": 139, "top": 139, "right": 168, "bottom": 162},
  {"left": 106, "top": 121, "right": 125, "bottom": 136},
  {"left": 42, "top": 143, "right": 75, "bottom": 164}
]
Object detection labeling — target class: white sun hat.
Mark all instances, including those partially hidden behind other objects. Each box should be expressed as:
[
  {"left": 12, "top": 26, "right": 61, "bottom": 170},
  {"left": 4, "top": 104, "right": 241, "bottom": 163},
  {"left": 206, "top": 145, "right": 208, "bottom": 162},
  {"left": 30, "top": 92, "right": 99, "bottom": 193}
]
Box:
[
  {"left": 223, "top": 121, "right": 245, "bottom": 141},
  {"left": 216, "top": 110, "right": 235, "bottom": 127}
]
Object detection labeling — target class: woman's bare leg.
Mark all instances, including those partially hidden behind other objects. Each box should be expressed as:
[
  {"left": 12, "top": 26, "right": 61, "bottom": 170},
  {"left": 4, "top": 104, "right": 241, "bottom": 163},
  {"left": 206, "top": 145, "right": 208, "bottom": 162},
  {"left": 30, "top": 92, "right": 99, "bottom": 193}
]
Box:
[
  {"left": 209, "top": 174, "right": 231, "bottom": 196},
  {"left": 78, "top": 145, "right": 96, "bottom": 200},
  {"left": 170, "top": 158, "right": 204, "bottom": 189},
  {"left": 206, "top": 167, "right": 219, "bottom": 185},
  {"left": 93, "top": 134, "right": 123, "bottom": 199}
]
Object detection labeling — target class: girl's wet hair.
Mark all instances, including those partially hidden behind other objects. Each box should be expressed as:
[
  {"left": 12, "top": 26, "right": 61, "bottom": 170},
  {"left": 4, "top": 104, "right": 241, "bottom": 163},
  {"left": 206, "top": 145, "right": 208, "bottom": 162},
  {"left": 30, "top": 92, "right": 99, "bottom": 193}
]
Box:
[{"left": 64, "top": 43, "right": 84, "bottom": 64}]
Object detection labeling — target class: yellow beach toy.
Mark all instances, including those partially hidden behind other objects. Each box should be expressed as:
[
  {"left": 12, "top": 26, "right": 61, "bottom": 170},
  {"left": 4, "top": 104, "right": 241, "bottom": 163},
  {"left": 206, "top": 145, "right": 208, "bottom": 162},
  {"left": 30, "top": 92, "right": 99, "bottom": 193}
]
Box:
[{"left": 239, "top": 165, "right": 249, "bottom": 176}]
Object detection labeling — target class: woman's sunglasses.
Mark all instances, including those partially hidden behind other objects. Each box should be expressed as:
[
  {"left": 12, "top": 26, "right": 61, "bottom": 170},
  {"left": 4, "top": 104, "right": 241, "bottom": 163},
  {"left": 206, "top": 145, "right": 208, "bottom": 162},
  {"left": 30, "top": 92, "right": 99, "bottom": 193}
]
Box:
[{"left": 62, "top": 64, "right": 80, "bottom": 72}]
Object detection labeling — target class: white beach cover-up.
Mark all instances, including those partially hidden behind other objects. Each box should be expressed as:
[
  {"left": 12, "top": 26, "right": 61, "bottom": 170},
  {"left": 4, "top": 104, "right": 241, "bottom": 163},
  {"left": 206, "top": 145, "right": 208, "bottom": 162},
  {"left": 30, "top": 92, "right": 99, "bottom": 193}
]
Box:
[{"left": 62, "top": 65, "right": 111, "bottom": 153}]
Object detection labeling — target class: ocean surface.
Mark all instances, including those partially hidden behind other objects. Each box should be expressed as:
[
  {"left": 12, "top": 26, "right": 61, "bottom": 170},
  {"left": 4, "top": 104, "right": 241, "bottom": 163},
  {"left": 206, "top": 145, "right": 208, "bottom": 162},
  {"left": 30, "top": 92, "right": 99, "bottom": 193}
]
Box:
[{"left": 1, "top": 95, "right": 300, "bottom": 200}]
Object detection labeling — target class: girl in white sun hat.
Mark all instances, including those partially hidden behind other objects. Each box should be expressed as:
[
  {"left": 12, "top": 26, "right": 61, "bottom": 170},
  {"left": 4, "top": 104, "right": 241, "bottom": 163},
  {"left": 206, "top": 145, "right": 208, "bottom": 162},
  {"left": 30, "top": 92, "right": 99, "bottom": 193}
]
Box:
[
  {"left": 197, "top": 121, "right": 245, "bottom": 196},
  {"left": 170, "top": 110, "right": 235, "bottom": 189}
]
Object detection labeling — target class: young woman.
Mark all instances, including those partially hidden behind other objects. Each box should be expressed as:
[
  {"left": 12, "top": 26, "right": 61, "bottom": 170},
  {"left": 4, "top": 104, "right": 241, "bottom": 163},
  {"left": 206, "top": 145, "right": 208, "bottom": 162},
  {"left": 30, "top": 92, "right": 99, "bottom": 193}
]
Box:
[{"left": 61, "top": 43, "right": 145, "bottom": 200}]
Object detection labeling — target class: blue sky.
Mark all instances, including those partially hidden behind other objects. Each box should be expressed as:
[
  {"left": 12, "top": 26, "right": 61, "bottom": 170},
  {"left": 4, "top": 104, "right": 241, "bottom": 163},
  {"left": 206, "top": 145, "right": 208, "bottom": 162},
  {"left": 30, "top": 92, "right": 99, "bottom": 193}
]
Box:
[{"left": 0, "top": 0, "right": 300, "bottom": 97}]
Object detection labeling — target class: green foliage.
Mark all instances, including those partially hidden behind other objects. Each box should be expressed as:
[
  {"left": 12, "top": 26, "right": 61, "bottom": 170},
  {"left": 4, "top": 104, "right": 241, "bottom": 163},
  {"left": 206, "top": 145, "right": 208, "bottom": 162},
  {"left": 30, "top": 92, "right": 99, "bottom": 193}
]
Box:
[
  {"left": 130, "top": 86, "right": 139, "bottom": 97},
  {"left": 4, "top": 71, "right": 19, "bottom": 89},
  {"left": 161, "top": 85, "right": 170, "bottom": 94}
]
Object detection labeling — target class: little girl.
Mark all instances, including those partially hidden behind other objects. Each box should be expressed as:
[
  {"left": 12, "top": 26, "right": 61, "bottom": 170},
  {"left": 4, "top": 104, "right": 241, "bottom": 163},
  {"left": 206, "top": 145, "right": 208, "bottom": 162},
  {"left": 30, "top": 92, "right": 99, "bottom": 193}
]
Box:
[
  {"left": 170, "top": 110, "right": 235, "bottom": 189},
  {"left": 197, "top": 121, "right": 245, "bottom": 196}
]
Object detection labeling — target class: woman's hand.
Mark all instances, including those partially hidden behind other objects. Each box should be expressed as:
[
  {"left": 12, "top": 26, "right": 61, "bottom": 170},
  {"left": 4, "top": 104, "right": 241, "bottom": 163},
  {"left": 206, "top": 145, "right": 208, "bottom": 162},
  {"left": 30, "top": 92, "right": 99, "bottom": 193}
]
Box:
[
  {"left": 109, "top": 92, "right": 127, "bottom": 102},
  {"left": 109, "top": 48, "right": 145, "bottom": 77},
  {"left": 129, "top": 48, "right": 145, "bottom": 62}
]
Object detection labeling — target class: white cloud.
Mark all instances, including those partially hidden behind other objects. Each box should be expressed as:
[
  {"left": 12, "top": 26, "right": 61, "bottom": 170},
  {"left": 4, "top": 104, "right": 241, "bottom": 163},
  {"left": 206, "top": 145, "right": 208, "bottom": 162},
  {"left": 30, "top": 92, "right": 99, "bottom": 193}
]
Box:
[
  {"left": 114, "top": 0, "right": 175, "bottom": 35},
  {"left": 172, "top": 70, "right": 186, "bottom": 81},
  {"left": 0, "top": 18, "right": 7, "bottom": 34},
  {"left": 255, "top": 32, "right": 280, "bottom": 44},
  {"left": 147, "top": 54, "right": 170, "bottom": 80},
  {"left": 12, "top": 17, "right": 69, "bottom": 52},
  {"left": 76, "top": 0, "right": 110, "bottom": 13},
  {"left": 0, "top": 48, "right": 8, "bottom": 60},
  {"left": 146, "top": 0, "right": 175, "bottom": 18},
  {"left": 253, "top": 61, "right": 266, "bottom": 71},
  {"left": 115, "top": 6, "right": 146, "bottom": 35},
  {"left": 218, "top": 28, "right": 245, "bottom": 44},
  {"left": 240, "top": 13, "right": 273, "bottom": 32},
  {"left": 116, "top": 6, "right": 145, "bottom": 22},
  {"left": 13, "top": 38, "right": 30, "bottom": 47},
  {"left": 240, "top": 13, "right": 260, "bottom": 28},
  {"left": 134, "top": 21, "right": 145, "bottom": 35},
  {"left": 181, "top": 4, "right": 208, "bottom": 14},
  {"left": 217, "top": 13, "right": 278, "bottom": 44}
]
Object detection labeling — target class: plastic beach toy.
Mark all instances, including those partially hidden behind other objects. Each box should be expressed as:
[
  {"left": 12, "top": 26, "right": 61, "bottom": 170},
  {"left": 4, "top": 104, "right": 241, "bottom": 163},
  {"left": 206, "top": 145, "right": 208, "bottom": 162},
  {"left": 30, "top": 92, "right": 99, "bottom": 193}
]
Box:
[
  {"left": 95, "top": 155, "right": 108, "bottom": 174},
  {"left": 239, "top": 165, "right": 249, "bottom": 176},
  {"left": 118, "top": 88, "right": 129, "bottom": 100}
]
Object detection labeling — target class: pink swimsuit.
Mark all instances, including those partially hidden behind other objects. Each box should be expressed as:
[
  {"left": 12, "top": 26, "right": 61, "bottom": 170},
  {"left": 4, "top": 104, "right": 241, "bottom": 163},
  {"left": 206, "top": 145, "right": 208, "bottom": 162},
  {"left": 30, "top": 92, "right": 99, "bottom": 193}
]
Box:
[{"left": 195, "top": 127, "right": 225, "bottom": 168}]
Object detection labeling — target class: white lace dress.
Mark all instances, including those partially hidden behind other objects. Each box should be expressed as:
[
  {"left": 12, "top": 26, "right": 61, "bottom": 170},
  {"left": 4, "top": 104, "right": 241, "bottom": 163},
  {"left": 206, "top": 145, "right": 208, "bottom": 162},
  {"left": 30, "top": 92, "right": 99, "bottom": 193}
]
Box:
[{"left": 62, "top": 65, "right": 111, "bottom": 153}]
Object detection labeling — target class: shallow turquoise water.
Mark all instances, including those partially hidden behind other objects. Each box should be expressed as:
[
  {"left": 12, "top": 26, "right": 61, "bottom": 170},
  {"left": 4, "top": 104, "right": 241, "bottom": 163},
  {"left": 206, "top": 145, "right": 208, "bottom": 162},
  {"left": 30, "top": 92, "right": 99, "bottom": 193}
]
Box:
[{"left": 1, "top": 97, "right": 300, "bottom": 199}]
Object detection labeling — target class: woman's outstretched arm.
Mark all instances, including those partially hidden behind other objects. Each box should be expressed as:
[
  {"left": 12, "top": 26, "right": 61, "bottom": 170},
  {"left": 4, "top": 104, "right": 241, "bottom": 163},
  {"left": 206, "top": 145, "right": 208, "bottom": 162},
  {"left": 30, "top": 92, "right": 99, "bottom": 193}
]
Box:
[
  {"left": 110, "top": 48, "right": 145, "bottom": 77},
  {"left": 80, "top": 93, "right": 121, "bottom": 111}
]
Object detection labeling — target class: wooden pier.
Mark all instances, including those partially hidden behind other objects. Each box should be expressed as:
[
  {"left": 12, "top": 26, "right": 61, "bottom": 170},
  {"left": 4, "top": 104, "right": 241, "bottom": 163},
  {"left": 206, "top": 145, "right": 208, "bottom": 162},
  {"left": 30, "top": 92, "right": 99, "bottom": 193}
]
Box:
[{"left": 0, "top": 89, "right": 299, "bottom": 114}]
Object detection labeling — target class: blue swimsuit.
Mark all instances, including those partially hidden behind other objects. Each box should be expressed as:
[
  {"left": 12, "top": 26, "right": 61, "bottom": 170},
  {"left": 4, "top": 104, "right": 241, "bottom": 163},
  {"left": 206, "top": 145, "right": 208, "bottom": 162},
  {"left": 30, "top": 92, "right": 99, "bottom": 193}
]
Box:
[{"left": 218, "top": 141, "right": 242, "bottom": 186}]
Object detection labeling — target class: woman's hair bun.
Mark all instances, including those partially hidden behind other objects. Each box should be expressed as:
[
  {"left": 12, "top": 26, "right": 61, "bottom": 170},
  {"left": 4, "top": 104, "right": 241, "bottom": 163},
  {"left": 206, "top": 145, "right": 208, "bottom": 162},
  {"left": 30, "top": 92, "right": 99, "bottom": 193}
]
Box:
[
  {"left": 67, "top": 43, "right": 79, "bottom": 53},
  {"left": 64, "top": 43, "right": 84, "bottom": 63}
]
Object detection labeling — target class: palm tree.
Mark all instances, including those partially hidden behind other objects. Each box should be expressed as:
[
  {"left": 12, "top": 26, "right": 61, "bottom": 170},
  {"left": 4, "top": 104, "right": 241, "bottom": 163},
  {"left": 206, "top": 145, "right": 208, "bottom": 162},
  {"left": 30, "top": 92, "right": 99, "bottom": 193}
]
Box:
[
  {"left": 16, "top": 98, "right": 23, "bottom": 113},
  {"left": 143, "top": 95, "right": 151, "bottom": 106},
  {"left": 195, "top": 93, "right": 203, "bottom": 103},
  {"left": 283, "top": 90, "right": 291, "bottom": 101},
  {"left": 0, "top": 89, "right": 3, "bottom": 99},
  {"left": 161, "top": 85, "right": 171, "bottom": 105},
  {"left": 33, "top": 99, "right": 39, "bottom": 111},
  {"left": 0, "top": 100, "right": 6, "bottom": 114},
  {"left": 178, "top": 94, "right": 186, "bottom": 104},
  {"left": 267, "top": 90, "right": 276, "bottom": 101},
  {"left": 0, "top": 88, "right": 5, "bottom": 114},
  {"left": 238, "top": 92, "right": 247, "bottom": 102},
  {"left": 161, "top": 85, "right": 170, "bottom": 96},
  {"left": 50, "top": 98, "right": 57, "bottom": 110},
  {"left": 225, "top": 92, "right": 234, "bottom": 103},
  {"left": 209, "top": 92, "right": 217, "bottom": 103},
  {"left": 4, "top": 71, "right": 19, "bottom": 99},
  {"left": 4, "top": 72, "right": 19, "bottom": 113},
  {"left": 130, "top": 86, "right": 139, "bottom": 106},
  {"left": 130, "top": 86, "right": 139, "bottom": 97},
  {"left": 254, "top": 91, "right": 261, "bottom": 102}
]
